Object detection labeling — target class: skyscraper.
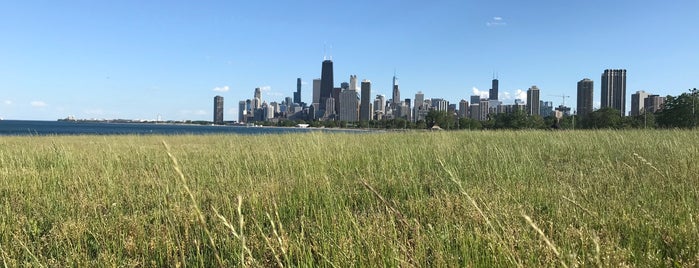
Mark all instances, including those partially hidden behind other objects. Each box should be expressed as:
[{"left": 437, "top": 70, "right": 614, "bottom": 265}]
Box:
[
  {"left": 392, "top": 74, "right": 400, "bottom": 105},
  {"left": 213, "top": 95, "right": 224, "bottom": 124},
  {"left": 294, "top": 78, "right": 302, "bottom": 104},
  {"left": 630, "top": 90, "right": 650, "bottom": 116},
  {"left": 577, "top": 78, "right": 594, "bottom": 118},
  {"left": 360, "top": 80, "right": 372, "bottom": 121},
  {"left": 238, "top": 100, "right": 246, "bottom": 123},
  {"left": 526, "top": 86, "right": 541, "bottom": 116},
  {"left": 459, "top": 100, "right": 469, "bottom": 118},
  {"left": 490, "top": 78, "right": 499, "bottom": 100},
  {"left": 349, "top": 75, "right": 358, "bottom": 91},
  {"left": 414, "top": 91, "right": 425, "bottom": 122},
  {"left": 320, "top": 60, "right": 334, "bottom": 111},
  {"left": 601, "top": 69, "right": 627, "bottom": 116},
  {"left": 339, "top": 87, "right": 359, "bottom": 122},
  {"left": 312, "top": 78, "right": 321, "bottom": 105}
]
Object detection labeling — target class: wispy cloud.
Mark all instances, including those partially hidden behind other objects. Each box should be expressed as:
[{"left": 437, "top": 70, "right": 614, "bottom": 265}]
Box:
[
  {"left": 213, "top": 86, "right": 230, "bottom": 92},
  {"left": 3, "top": 100, "right": 11, "bottom": 105},
  {"left": 259, "top": 85, "right": 272, "bottom": 92},
  {"left": 30, "top": 101, "right": 47, "bottom": 107},
  {"left": 472, "top": 87, "right": 489, "bottom": 99},
  {"left": 486, "top": 16, "right": 507, "bottom": 27}
]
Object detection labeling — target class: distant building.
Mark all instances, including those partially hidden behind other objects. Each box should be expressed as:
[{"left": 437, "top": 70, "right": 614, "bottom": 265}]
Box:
[
  {"left": 577, "top": 78, "right": 594, "bottom": 118},
  {"left": 294, "top": 78, "right": 302, "bottom": 104},
  {"left": 431, "top": 98, "right": 448, "bottom": 112},
  {"left": 526, "top": 86, "right": 541, "bottom": 116},
  {"left": 478, "top": 99, "right": 490, "bottom": 121},
  {"left": 414, "top": 91, "right": 425, "bottom": 122},
  {"left": 213, "top": 95, "right": 224, "bottom": 124},
  {"left": 489, "top": 78, "right": 499, "bottom": 100},
  {"left": 630, "top": 90, "right": 650, "bottom": 116},
  {"left": 469, "top": 104, "right": 480, "bottom": 121},
  {"left": 238, "top": 101, "right": 246, "bottom": 123},
  {"left": 644, "top": 95, "right": 665, "bottom": 113},
  {"left": 540, "top": 101, "right": 554, "bottom": 117},
  {"left": 312, "top": 78, "right": 321, "bottom": 105},
  {"left": 601, "top": 69, "right": 627, "bottom": 116},
  {"left": 339, "top": 88, "right": 359, "bottom": 122},
  {"left": 360, "top": 80, "right": 372, "bottom": 121},
  {"left": 459, "top": 100, "right": 469, "bottom": 118},
  {"left": 320, "top": 59, "right": 334, "bottom": 111}
]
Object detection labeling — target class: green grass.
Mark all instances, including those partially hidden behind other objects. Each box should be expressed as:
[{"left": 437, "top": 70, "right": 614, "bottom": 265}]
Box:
[{"left": 0, "top": 130, "right": 698, "bottom": 267}]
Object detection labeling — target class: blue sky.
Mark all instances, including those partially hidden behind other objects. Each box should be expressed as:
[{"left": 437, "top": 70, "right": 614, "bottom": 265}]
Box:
[{"left": 1, "top": 0, "right": 697, "bottom": 121}]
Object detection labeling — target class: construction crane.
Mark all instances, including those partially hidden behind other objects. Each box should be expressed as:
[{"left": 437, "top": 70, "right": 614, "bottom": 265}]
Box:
[{"left": 548, "top": 94, "right": 570, "bottom": 107}]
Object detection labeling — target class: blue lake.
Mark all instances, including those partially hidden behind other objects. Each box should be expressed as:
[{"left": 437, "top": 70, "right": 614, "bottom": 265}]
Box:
[{"left": 0, "top": 120, "right": 355, "bottom": 136}]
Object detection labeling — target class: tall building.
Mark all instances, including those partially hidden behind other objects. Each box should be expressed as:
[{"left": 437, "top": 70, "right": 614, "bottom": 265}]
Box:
[
  {"left": 469, "top": 104, "right": 480, "bottom": 121},
  {"left": 414, "top": 91, "right": 425, "bottom": 122},
  {"left": 489, "top": 78, "right": 499, "bottom": 100},
  {"left": 392, "top": 74, "right": 400, "bottom": 105},
  {"left": 459, "top": 100, "right": 469, "bottom": 118},
  {"left": 238, "top": 101, "right": 246, "bottom": 123},
  {"left": 478, "top": 99, "right": 490, "bottom": 121},
  {"left": 431, "top": 98, "right": 448, "bottom": 111},
  {"left": 577, "top": 78, "right": 594, "bottom": 118},
  {"left": 470, "top": 95, "right": 481, "bottom": 105},
  {"left": 630, "top": 90, "right": 650, "bottom": 116},
  {"left": 339, "top": 88, "right": 359, "bottom": 122},
  {"left": 349, "top": 75, "right": 358, "bottom": 91},
  {"left": 312, "top": 78, "right": 321, "bottom": 105},
  {"left": 601, "top": 69, "right": 627, "bottom": 116},
  {"left": 374, "top": 95, "right": 385, "bottom": 120},
  {"left": 526, "top": 86, "right": 541, "bottom": 116},
  {"left": 360, "top": 80, "right": 372, "bottom": 121},
  {"left": 294, "top": 78, "right": 302, "bottom": 104},
  {"left": 213, "top": 95, "right": 224, "bottom": 124},
  {"left": 333, "top": 87, "right": 341, "bottom": 115},
  {"left": 254, "top": 87, "right": 262, "bottom": 101},
  {"left": 644, "top": 95, "right": 665, "bottom": 113},
  {"left": 324, "top": 97, "right": 336, "bottom": 118},
  {"left": 320, "top": 60, "right": 334, "bottom": 111}
]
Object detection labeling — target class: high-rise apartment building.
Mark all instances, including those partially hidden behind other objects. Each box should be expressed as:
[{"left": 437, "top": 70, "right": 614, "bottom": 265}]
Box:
[
  {"left": 213, "top": 95, "right": 224, "bottom": 124},
  {"left": 644, "top": 95, "right": 665, "bottom": 113},
  {"left": 459, "top": 100, "right": 469, "bottom": 118},
  {"left": 526, "top": 86, "right": 541, "bottom": 116},
  {"left": 339, "top": 88, "right": 359, "bottom": 122},
  {"left": 320, "top": 59, "right": 334, "bottom": 111},
  {"left": 414, "top": 91, "right": 425, "bottom": 122},
  {"left": 577, "top": 78, "right": 594, "bottom": 118},
  {"left": 490, "top": 78, "right": 499, "bottom": 100},
  {"left": 238, "top": 100, "right": 246, "bottom": 123},
  {"left": 294, "top": 78, "right": 302, "bottom": 104},
  {"left": 360, "top": 80, "right": 372, "bottom": 121},
  {"left": 312, "top": 78, "right": 321, "bottom": 105},
  {"left": 630, "top": 90, "right": 650, "bottom": 116},
  {"left": 601, "top": 69, "right": 627, "bottom": 116}
]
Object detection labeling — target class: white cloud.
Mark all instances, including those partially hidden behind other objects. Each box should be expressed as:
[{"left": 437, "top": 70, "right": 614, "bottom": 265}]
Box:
[
  {"left": 515, "top": 89, "right": 526, "bottom": 100},
  {"left": 472, "top": 87, "right": 489, "bottom": 99},
  {"left": 487, "top": 16, "right": 507, "bottom": 27},
  {"left": 30, "top": 101, "right": 47, "bottom": 107},
  {"left": 3, "top": 100, "right": 11, "bottom": 105},
  {"left": 213, "top": 86, "right": 230, "bottom": 92},
  {"left": 259, "top": 86, "right": 272, "bottom": 92}
]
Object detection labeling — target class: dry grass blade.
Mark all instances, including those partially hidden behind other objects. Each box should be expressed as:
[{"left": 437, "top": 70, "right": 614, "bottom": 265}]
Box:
[
  {"left": 522, "top": 214, "right": 567, "bottom": 268},
  {"left": 13, "top": 234, "right": 44, "bottom": 268},
  {"left": 162, "top": 141, "right": 224, "bottom": 267}
]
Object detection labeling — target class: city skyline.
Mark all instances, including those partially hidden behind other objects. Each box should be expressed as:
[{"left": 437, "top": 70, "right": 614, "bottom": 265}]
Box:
[{"left": 1, "top": 1, "right": 698, "bottom": 121}]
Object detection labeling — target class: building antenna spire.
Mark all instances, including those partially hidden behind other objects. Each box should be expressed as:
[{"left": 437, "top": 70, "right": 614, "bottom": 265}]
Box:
[{"left": 323, "top": 43, "right": 327, "bottom": 60}]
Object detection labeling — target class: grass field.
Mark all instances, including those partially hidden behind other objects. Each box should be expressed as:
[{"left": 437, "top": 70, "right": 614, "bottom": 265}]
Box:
[{"left": 1, "top": 130, "right": 698, "bottom": 267}]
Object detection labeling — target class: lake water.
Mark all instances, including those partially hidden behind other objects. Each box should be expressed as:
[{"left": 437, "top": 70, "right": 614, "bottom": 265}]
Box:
[{"left": 0, "top": 120, "right": 351, "bottom": 136}]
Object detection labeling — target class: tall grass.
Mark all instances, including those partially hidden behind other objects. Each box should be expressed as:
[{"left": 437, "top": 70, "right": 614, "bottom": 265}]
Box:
[{"left": 0, "top": 130, "right": 697, "bottom": 266}]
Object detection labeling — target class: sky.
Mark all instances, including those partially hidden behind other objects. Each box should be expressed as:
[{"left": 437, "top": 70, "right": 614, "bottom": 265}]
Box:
[{"left": 1, "top": 0, "right": 698, "bottom": 121}]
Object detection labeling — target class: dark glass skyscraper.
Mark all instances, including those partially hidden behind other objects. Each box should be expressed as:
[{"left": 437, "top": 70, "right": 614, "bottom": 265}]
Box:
[
  {"left": 320, "top": 60, "right": 334, "bottom": 111},
  {"left": 360, "top": 80, "right": 372, "bottom": 121},
  {"left": 489, "top": 78, "right": 499, "bottom": 100},
  {"left": 294, "top": 78, "right": 302, "bottom": 104},
  {"left": 601, "top": 69, "right": 627, "bottom": 116},
  {"left": 577, "top": 78, "right": 594, "bottom": 118},
  {"left": 213, "top": 95, "right": 224, "bottom": 124}
]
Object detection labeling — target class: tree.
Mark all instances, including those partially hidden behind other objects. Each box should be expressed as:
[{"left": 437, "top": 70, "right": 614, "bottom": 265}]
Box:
[
  {"left": 458, "top": 117, "right": 482, "bottom": 130},
  {"left": 656, "top": 90, "right": 699, "bottom": 129},
  {"left": 581, "top": 107, "right": 623, "bottom": 129}
]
